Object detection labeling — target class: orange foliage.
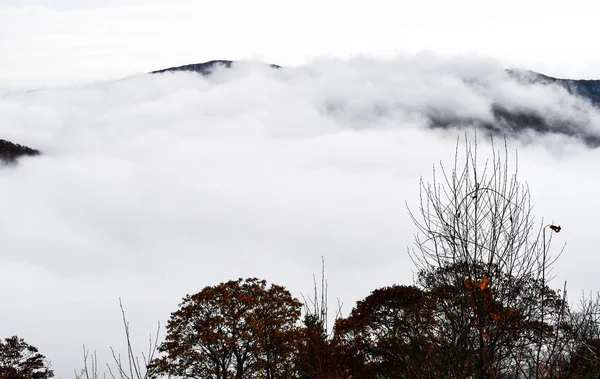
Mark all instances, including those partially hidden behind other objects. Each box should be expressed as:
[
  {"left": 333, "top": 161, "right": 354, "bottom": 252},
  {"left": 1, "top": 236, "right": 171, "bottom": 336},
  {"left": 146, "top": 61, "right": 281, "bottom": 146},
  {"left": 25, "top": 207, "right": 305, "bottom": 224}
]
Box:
[{"left": 150, "top": 278, "right": 302, "bottom": 379}]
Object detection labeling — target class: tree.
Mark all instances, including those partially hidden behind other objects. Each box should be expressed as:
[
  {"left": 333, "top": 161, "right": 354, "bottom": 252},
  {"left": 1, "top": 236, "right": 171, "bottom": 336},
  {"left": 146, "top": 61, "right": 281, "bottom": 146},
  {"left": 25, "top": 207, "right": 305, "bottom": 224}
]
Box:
[
  {"left": 0, "top": 336, "right": 54, "bottom": 379},
  {"left": 149, "top": 278, "right": 302, "bottom": 379},
  {"left": 416, "top": 261, "right": 570, "bottom": 378},
  {"left": 333, "top": 285, "right": 435, "bottom": 379},
  {"left": 295, "top": 313, "right": 330, "bottom": 379},
  {"left": 406, "top": 135, "right": 599, "bottom": 378},
  {"left": 294, "top": 258, "right": 343, "bottom": 379},
  {"left": 75, "top": 298, "right": 160, "bottom": 379},
  {"left": 558, "top": 294, "right": 600, "bottom": 378}
]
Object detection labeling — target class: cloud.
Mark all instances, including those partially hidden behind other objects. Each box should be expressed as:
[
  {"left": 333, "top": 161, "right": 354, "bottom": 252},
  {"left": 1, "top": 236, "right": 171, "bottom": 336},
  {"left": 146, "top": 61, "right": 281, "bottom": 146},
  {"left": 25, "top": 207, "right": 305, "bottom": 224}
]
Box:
[{"left": 1, "top": 54, "right": 599, "bottom": 377}]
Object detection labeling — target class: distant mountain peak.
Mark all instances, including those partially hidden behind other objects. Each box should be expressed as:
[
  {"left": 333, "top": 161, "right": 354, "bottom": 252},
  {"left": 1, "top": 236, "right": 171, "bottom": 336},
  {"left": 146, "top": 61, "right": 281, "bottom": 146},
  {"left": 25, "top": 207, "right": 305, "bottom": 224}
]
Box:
[
  {"left": 149, "top": 60, "right": 600, "bottom": 148},
  {"left": 150, "top": 60, "right": 281, "bottom": 76},
  {"left": 506, "top": 68, "right": 600, "bottom": 105},
  {"left": 0, "top": 139, "right": 40, "bottom": 164}
]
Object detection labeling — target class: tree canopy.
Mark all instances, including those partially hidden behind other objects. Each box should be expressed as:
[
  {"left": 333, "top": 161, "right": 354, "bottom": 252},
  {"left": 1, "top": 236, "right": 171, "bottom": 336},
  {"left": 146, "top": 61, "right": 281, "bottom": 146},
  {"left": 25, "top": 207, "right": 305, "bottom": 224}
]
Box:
[
  {"left": 150, "top": 278, "right": 302, "bottom": 379},
  {"left": 0, "top": 336, "right": 54, "bottom": 379}
]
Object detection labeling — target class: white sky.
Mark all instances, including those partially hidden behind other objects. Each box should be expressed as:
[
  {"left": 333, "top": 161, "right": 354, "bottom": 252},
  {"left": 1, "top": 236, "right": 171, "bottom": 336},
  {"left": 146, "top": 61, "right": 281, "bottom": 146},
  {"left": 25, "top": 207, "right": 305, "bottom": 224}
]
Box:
[
  {"left": 1, "top": 0, "right": 599, "bottom": 89},
  {"left": 1, "top": 1, "right": 600, "bottom": 378}
]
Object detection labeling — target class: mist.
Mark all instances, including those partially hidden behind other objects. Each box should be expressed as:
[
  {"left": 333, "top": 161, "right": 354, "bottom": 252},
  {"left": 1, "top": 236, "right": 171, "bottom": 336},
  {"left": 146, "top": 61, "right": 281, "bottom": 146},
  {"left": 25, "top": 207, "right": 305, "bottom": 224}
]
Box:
[{"left": 1, "top": 55, "right": 599, "bottom": 377}]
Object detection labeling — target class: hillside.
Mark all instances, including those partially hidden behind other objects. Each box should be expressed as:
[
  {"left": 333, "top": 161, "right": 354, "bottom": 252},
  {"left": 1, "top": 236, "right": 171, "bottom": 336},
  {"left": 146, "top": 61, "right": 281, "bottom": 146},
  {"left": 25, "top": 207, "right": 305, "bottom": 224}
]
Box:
[{"left": 151, "top": 60, "right": 600, "bottom": 147}]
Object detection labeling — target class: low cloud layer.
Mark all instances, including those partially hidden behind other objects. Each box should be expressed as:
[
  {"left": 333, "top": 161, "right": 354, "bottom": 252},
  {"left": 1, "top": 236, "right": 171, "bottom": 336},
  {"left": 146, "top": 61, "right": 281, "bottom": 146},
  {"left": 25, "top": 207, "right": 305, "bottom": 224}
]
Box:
[{"left": 1, "top": 55, "right": 599, "bottom": 377}]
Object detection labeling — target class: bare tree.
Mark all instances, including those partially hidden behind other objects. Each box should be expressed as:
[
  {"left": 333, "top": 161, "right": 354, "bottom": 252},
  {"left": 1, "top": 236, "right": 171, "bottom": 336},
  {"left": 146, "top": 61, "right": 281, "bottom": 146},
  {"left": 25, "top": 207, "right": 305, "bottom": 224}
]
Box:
[
  {"left": 406, "top": 134, "right": 599, "bottom": 378},
  {"left": 75, "top": 347, "right": 103, "bottom": 379},
  {"left": 76, "top": 299, "right": 161, "bottom": 379},
  {"left": 408, "top": 134, "right": 559, "bottom": 285},
  {"left": 296, "top": 257, "right": 344, "bottom": 379}
]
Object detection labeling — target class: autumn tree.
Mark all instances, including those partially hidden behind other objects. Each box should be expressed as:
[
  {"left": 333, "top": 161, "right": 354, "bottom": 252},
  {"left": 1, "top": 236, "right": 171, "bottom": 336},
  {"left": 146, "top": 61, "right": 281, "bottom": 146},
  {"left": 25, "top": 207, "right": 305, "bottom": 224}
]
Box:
[
  {"left": 149, "top": 278, "right": 302, "bottom": 379},
  {"left": 407, "top": 135, "right": 599, "bottom": 378},
  {"left": 333, "top": 285, "right": 435, "bottom": 378},
  {"left": 0, "top": 336, "right": 54, "bottom": 379},
  {"left": 295, "top": 313, "right": 331, "bottom": 379},
  {"left": 416, "top": 261, "right": 572, "bottom": 378}
]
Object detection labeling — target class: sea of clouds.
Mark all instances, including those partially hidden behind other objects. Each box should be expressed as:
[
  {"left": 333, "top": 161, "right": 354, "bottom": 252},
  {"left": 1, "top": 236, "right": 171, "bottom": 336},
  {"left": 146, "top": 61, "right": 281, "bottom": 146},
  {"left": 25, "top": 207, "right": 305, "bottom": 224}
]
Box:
[{"left": 1, "top": 54, "right": 600, "bottom": 377}]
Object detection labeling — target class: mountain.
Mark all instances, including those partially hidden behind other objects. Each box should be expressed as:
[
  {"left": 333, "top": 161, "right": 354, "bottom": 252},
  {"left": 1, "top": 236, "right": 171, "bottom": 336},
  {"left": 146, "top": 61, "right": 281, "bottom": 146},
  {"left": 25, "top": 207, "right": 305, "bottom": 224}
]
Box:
[
  {"left": 150, "top": 60, "right": 281, "bottom": 75},
  {"left": 0, "top": 139, "right": 40, "bottom": 164},
  {"left": 473, "top": 70, "right": 600, "bottom": 147},
  {"left": 4, "top": 61, "right": 599, "bottom": 164},
  {"left": 150, "top": 60, "right": 600, "bottom": 147},
  {"left": 506, "top": 69, "right": 600, "bottom": 106}
]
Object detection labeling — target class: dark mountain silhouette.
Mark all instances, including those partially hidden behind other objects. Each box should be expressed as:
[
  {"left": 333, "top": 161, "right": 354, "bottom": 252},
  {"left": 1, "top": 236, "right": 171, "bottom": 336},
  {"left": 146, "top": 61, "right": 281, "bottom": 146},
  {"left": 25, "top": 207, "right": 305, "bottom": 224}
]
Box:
[
  {"left": 151, "top": 60, "right": 600, "bottom": 147},
  {"left": 0, "top": 139, "right": 40, "bottom": 164},
  {"left": 478, "top": 70, "right": 600, "bottom": 147},
  {"left": 150, "top": 60, "right": 281, "bottom": 75},
  {"left": 506, "top": 69, "right": 600, "bottom": 106},
  {"left": 3, "top": 61, "right": 597, "bottom": 168}
]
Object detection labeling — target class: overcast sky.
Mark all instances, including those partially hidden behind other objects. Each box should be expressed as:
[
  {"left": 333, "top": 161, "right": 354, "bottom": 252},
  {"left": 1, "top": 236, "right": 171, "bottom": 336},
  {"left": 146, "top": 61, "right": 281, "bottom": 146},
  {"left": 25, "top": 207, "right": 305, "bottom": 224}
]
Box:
[
  {"left": 1, "top": 0, "right": 600, "bottom": 89},
  {"left": 1, "top": 1, "right": 600, "bottom": 378}
]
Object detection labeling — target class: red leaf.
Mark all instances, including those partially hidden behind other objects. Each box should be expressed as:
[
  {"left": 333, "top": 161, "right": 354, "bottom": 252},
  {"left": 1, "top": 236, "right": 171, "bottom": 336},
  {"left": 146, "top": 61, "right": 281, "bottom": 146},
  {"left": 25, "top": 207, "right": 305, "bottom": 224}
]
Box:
[{"left": 549, "top": 225, "right": 561, "bottom": 233}]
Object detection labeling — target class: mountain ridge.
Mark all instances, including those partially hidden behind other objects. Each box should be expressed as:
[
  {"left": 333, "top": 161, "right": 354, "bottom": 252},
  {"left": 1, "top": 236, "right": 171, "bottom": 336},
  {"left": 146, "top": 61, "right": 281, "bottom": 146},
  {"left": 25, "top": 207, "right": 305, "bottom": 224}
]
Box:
[
  {"left": 149, "top": 60, "right": 600, "bottom": 147},
  {"left": 0, "top": 139, "right": 40, "bottom": 164},
  {"left": 3, "top": 60, "right": 600, "bottom": 163}
]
